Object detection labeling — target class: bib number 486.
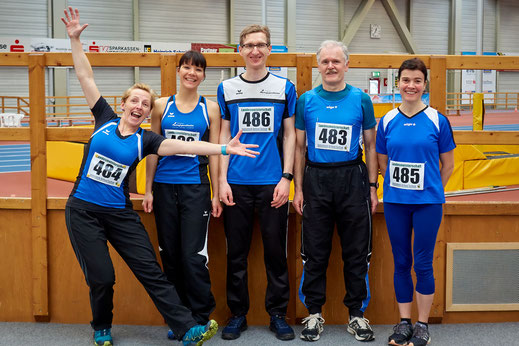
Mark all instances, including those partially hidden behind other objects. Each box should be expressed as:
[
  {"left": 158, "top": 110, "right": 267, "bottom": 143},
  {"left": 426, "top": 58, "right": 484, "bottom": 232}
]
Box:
[{"left": 242, "top": 111, "right": 271, "bottom": 128}]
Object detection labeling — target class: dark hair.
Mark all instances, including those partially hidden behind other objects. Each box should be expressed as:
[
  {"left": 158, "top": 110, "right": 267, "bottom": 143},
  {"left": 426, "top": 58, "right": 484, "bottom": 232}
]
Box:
[
  {"left": 178, "top": 50, "right": 207, "bottom": 72},
  {"left": 398, "top": 58, "right": 427, "bottom": 81}
]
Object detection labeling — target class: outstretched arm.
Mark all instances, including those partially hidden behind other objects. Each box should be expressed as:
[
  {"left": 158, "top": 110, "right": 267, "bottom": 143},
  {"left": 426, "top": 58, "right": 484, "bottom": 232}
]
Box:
[
  {"left": 61, "top": 7, "right": 100, "bottom": 108},
  {"left": 157, "top": 129, "right": 258, "bottom": 157}
]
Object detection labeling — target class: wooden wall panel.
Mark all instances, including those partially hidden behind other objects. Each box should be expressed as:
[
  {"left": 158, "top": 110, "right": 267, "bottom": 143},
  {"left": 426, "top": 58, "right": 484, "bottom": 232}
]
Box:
[{"left": 0, "top": 210, "right": 33, "bottom": 321}]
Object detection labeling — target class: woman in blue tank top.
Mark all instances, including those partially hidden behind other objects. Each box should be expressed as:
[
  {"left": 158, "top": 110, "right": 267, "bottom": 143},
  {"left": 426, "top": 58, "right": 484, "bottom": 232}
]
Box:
[
  {"left": 376, "top": 58, "right": 455, "bottom": 346},
  {"left": 142, "top": 50, "right": 222, "bottom": 336}
]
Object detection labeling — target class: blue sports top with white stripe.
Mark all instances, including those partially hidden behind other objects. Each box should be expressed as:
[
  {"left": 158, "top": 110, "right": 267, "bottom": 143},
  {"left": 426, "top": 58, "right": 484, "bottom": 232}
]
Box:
[
  {"left": 153, "top": 95, "right": 210, "bottom": 184},
  {"left": 217, "top": 73, "right": 296, "bottom": 185},
  {"left": 376, "top": 106, "right": 456, "bottom": 204},
  {"left": 70, "top": 97, "right": 164, "bottom": 209}
]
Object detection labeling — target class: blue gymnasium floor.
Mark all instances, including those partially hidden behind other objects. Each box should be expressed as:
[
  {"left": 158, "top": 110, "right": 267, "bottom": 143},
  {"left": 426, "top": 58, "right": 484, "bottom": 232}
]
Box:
[{"left": 0, "top": 143, "right": 30, "bottom": 173}]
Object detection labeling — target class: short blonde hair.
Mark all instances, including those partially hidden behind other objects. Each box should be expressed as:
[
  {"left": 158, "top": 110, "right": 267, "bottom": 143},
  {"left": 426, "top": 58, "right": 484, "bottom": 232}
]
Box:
[
  {"left": 239, "top": 24, "right": 271, "bottom": 46},
  {"left": 121, "top": 83, "right": 157, "bottom": 110}
]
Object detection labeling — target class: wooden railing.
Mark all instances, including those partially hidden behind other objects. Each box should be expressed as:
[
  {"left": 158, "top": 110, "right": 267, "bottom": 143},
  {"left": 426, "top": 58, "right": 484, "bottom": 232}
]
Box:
[
  {"left": 0, "top": 52, "right": 518, "bottom": 320},
  {"left": 0, "top": 95, "right": 30, "bottom": 115},
  {"left": 447, "top": 92, "right": 519, "bottom": 113}
]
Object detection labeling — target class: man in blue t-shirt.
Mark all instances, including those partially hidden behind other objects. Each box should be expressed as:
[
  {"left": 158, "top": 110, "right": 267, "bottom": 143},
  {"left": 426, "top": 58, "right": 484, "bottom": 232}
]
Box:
[
  {"left": 293, "top": 40, "right": 378, "bottom": 343},
  {"left": 217, "top": 24, "right": 296, "bottom": 341}
]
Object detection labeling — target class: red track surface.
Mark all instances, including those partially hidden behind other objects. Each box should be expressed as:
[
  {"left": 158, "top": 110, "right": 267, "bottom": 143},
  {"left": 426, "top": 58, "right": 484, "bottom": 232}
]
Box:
[
  {"left": 1, "top": 110, "right": 518, "bottom": 201},
  {"left": 447, "top": 109, "right": 519, "bottom": 127}
]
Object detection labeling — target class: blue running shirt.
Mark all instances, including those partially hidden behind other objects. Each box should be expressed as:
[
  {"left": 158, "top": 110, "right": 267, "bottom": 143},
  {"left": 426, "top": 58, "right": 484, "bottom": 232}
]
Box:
[
  {"left": 296, "top": 84, "right": 376, "bottom": 163},
  {"left": 376, "top": 106, "right": 456, "bottom": 204},
  {"left": 70, "top": 97, "right": 164, "bottom": 209},
  {"left": 217, "top": 73, "right": 296, "bottom": 185}
]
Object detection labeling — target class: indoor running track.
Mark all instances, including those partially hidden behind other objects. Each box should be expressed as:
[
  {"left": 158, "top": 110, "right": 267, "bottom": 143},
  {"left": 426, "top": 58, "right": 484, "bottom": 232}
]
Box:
[{"left": 0, "top": 144, "right": 30, "bottom": 173}]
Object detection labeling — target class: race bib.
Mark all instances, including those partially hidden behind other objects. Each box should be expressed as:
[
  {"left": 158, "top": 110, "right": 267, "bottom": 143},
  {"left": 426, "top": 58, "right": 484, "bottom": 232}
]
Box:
[
  {"left": 165, "top": 129, "right": 200, "bottom": 157},
  {"left": 86, "top": 152, "right": 129, "bottom": 187},
  {"left": 315, "top": 122, "right": 352, "bottom": 152},
  {"left": 238, "top": 106, "right": 274, "bottom": 133},
  {"left": 389, "top": 161, "right": 425, "bottom": 190}
]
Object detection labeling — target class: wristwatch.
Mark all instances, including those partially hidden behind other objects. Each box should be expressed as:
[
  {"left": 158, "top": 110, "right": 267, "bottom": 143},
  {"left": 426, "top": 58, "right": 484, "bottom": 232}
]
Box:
[
  {"left": 282, "top": 172, "right": 294, "bottom": 181},
  {"left": 369, "top": 182, "right": 379, "bottom": 189}
]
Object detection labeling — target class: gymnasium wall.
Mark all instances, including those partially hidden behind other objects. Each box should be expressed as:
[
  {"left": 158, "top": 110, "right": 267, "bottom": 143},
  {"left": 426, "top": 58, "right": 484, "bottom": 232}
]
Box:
[{"left": 1, "top": 0, "right": 519, "bottom": 99}]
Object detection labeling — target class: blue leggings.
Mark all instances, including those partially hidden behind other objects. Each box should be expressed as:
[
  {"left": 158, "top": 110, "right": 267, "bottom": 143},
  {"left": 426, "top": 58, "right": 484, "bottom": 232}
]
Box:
[{"left": 384, "top": 203, "right": 443, "bottom": 303}]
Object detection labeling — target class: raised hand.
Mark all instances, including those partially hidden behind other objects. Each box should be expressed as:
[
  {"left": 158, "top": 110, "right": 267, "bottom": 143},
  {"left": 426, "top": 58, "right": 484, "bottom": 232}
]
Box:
[
  {"left": 226, "top": 130, "right": 260, "bottom": 158},
  {"left": 61, "top": 7, "right": 88, "bottom": 39}
]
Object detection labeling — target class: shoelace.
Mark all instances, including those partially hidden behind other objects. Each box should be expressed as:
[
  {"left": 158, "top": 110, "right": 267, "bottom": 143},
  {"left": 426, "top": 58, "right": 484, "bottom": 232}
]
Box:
[
  {"left": 351, "top": 317, "right": 372, "bottom": 330},
  {"left": 393, "top": 322, "right": 412, "bottom": 337},
  {"left": 413, "top": 324, "right": 430, "bottom": 341},
  {"left": 186, "top": 325, "right": 206, "bottom": 340},
  {"left": 96, "top": 329, "right": 110, "bottom": 337},
  {"left": 302, "top": 315, "right": 325, "bottom": 330}
]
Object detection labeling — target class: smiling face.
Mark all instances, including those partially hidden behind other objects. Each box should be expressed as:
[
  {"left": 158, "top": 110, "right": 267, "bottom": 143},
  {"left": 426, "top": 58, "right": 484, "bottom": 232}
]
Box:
[
  {"left": 398, "top": 69, "right": 426, "bottom": 104},
  {"left": 120, "top": 88, "right": 153, "bottom": 128},
  {"left": 317, "top": 45, "right": 349, "bottom": 91},
  {"left": 178, "top": 61, "right": 205, "bottom": 90},
  {"left": 239, "top": 31, "right": 271, "bottom": 70}
]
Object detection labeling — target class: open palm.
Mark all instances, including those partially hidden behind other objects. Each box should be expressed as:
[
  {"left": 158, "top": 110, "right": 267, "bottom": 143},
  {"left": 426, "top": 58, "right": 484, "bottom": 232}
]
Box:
[{"left": 61, "top": 7, "right": 88, "bottom": 39}]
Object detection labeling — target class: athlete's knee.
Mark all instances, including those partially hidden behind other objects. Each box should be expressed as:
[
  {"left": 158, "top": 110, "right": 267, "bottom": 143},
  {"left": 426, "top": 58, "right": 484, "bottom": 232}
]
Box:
[
  {"left": 393, "top": 256, "right": 413, "bottom": 274},
  {"left": 88, "top": 272, "right": 115, "bottom": 288}
]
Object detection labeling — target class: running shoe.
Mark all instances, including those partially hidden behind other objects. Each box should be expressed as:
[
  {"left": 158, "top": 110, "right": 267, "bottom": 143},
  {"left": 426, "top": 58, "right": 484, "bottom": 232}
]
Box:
[
  {"left": 93, "top": 328, "right": 112, "bottom": 346},
  {"left": 388, "top": 321, "right": 413, "bottom": 345},
  {"left": 300, "top": 313, "right": 325, "bottom": 341},
  {"left": 221, "top": 315, "right": 247, "bottom": 340},
  {"left": 167, "top": 329, "right": 175, "bottom": 340},
  {"left": 269, "top": 315, "right": 295, "bottom": 340},
  {"left": 407, "top": 322, "right": 431, "bottom": 346},
  {"left": 182, "top": 320, "right": 218, "bottom": 346},
  {"left": 347, "top": 316, "right": 375, "bottom": 342}
]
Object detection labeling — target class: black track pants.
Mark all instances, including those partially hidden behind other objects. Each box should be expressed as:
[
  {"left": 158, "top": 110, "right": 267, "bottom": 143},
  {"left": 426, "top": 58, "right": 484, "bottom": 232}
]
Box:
[
  {"left": 300, "top": 162, "right": 372, "bottom": 317},
  {"left": 65, "top": 205, "right": 197, "bottom": 339},
  {"left": 152, "top": 182, "right": 216, "bottom": 324},
  {"left": 223, "top": 184, "right": 290, "bottom": 316}
]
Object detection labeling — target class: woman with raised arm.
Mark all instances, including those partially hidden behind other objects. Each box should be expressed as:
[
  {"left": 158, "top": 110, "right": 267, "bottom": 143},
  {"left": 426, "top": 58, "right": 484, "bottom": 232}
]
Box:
[
  {"left": 142, "top": 50, "right": 221, "bottom": 340},
  {"left": 61, "top": 7, "right": 258, "bottom": 346},
  {"left": 376, "top": 58, "right": 455, "bottom": 346}
]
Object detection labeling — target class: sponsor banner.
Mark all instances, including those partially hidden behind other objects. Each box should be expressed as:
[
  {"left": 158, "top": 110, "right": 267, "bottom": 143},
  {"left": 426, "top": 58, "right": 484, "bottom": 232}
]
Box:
[
  {"left": 0, "top": 36, "right": 189, "bottom": 53},
  {"left": 0, "top": 37, "right": 31, "bottom": 52},
  {"left": 191, "top": 43, "right": 237, "bottom": 53},
  {"left": 143, "top": 42, "right": 190, "bottom": 53},
  {"left": 85, "top": 40, "right": 141, "bottom": 53}
]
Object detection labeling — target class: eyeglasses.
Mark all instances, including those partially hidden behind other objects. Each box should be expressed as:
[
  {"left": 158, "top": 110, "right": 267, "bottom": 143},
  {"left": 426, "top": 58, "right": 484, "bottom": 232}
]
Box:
[{"left": 241, "top": 43, "right": 270, "bottom": 50}]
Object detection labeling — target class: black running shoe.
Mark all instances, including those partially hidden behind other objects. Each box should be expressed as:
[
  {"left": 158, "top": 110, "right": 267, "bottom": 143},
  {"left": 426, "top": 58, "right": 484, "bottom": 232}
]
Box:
[
  {"left": 408, "top": 322, "right": 430, "bottom": 346},
  {"left": 388, "top": 321, "right": 413, "bottom": 345}
]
